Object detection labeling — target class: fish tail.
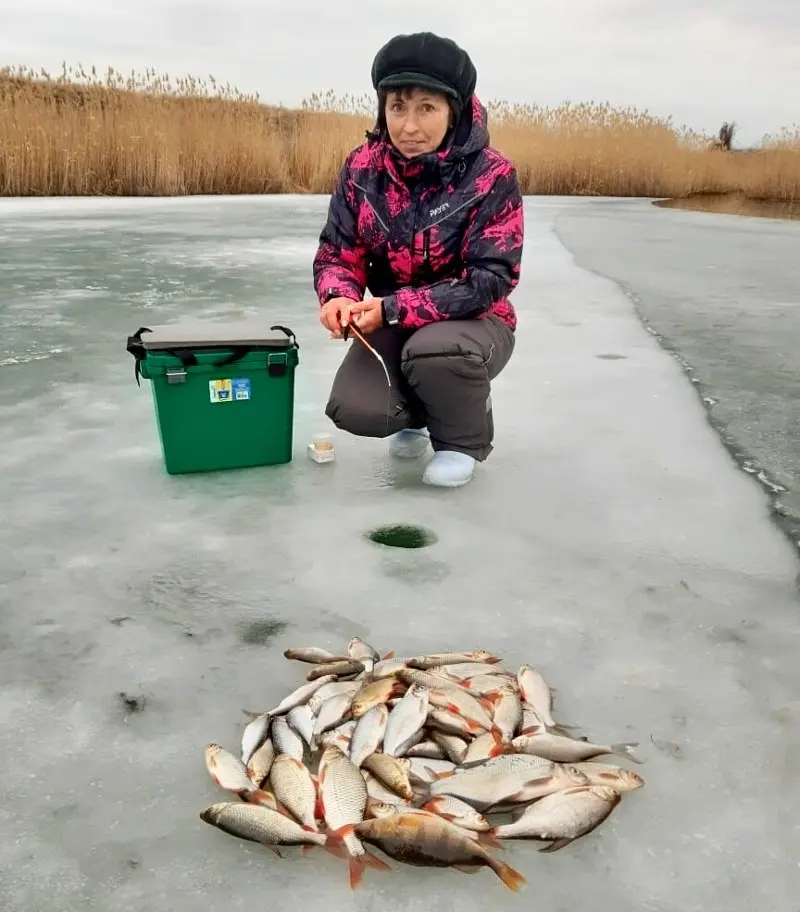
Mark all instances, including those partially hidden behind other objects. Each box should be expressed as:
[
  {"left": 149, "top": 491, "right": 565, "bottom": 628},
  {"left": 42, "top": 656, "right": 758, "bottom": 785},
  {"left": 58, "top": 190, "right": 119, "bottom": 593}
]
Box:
[
  {"left": 411, "top": 781, "right": 432, "bottom": 804},
  {"left": 611, "top": 742, "right": 644, "bottom": 764},
  {"left": 347, "top": 855, "right": 366, "bottom": 889},
  {"left": 490, "top": 858, "right": 527, "bottom": 892},
  {"left": 337, "top": 835, "right": 390, "bottom": 889},
  {"left": 241, "top": 709, "right": 265, "bottom": 719},
  {"left": 488, "top": 729, "right": 513, "bottom": 758}
]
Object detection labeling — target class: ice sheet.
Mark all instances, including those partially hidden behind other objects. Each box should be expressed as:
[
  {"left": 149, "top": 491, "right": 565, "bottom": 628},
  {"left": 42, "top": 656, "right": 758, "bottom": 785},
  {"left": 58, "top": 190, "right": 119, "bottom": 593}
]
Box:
[{"left": 0, "top": 196, "right": 798, "bottom": 912}]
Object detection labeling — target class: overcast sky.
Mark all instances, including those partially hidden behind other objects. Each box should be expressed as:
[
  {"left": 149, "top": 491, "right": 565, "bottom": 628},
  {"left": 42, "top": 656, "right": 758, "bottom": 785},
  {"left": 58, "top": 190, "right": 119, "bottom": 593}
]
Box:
[{"left": 2, "top": 0, "right": 798, "bottom": 145}]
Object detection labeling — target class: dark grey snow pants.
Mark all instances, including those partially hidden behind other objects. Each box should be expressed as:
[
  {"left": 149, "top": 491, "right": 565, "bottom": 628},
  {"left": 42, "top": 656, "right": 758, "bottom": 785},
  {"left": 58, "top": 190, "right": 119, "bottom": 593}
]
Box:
[{"left": 325, "top": 315, "right": 515, "bottom": 461}]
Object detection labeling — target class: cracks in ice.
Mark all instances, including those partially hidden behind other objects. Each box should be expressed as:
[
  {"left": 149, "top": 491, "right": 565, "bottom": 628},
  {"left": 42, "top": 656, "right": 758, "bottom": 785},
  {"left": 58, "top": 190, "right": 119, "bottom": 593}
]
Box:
[{"left": 620, "top": 289, "right": 799, "bottom": 559}]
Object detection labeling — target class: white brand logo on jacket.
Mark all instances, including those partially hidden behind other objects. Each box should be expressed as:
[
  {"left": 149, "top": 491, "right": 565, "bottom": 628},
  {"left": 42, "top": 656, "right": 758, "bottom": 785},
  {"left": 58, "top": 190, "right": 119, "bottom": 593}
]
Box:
[{"left": 429, "top": 202, "right": 450, "bottom": 217}]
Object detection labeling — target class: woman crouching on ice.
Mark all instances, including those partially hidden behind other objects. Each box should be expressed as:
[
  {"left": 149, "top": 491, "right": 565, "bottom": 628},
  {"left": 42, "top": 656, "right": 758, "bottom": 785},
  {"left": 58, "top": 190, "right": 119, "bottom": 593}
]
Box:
[{"left": 313, "top": 31, "right": 524, "bottom": 488}]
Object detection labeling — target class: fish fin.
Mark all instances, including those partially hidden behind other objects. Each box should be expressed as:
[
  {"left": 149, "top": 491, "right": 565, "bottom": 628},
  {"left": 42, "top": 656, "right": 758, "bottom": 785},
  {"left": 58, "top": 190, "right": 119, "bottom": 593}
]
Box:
[
  {"left": 407, "top": 770, "right": 429, "bottom": 787},
  {"left": 611, "top": 742, "right": 644, "bottom": 764},
  {"left": 475, "top": 831, "right": 505, "bottom": 850},
  {"left": 481, "top": 689, "right": 502, "bottom": 704},
  {"left": 362, "top": 850, "right": 391, "bottom": 872},
  {"left": 505, "top": 776, "right": 553, "bottom": 803},
  {"left": 484, "top": 655, "right": 502, "bottom": 664},
  {"left": 454, "top": 864, "right": 481, "bottom": 874},
  {"left": 264, "top": 844, "right": 284, "bottom": 858},
  {"left": 491, "top": 859, "right": 527, "bottom": 891},
  {"left": 539, "top": 837, "right": 573, "bottom": 853},
  {"left": 430, "top": 769, "right": 456, "bottom": 780},
  {"left": 244, "top": 789, "right": 274, "bottom": 807},
  {"left": 382, "top": 650, "right": 395, "bottom": 659},
  {"left": 241, "top": 709, "right": 266, "bottom": 720},
  {"left": 549, "top": 723, "right": 579, "bottom": 737}
]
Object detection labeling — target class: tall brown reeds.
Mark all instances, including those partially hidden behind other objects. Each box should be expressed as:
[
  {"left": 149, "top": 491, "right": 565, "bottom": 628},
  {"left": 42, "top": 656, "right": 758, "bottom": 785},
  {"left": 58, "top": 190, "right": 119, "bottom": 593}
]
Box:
[{"left": 1, "top": 64, "right": 798, "bottom": 200}]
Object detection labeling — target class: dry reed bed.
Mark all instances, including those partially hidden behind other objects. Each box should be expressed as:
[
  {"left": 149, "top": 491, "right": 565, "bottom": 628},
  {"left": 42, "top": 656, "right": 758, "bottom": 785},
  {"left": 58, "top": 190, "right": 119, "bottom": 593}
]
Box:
[{"left": 1, "top": 65, "right": 798, "bottom": 199}]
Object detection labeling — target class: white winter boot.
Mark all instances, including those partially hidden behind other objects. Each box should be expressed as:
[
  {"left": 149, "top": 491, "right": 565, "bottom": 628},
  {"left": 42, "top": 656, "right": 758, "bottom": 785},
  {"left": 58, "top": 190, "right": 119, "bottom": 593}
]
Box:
[
  {"left": 422, "top": 451, "right": 476, "bottom": 488},
  {"left": 389, "top": 428, "right": 430, "bottom": 459}
]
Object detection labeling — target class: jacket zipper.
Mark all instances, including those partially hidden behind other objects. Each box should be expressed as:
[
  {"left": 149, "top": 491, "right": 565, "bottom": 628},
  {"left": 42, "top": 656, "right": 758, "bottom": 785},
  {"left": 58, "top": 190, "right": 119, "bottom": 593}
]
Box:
[
  {"left": 352, "top": 181, "right": 390, "bottom": 233},
  {"left": 424, "top": 192, "right": 483, "bottom": 230}
]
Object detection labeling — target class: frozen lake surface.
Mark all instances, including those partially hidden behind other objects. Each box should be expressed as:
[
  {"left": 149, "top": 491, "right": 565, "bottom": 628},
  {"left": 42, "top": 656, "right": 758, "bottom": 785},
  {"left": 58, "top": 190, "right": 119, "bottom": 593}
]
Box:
[
  {"left": 555, "top": 200, "right": 800, "bottom": 552},
  {"left": 0, "top": 195, "right": 798, "bottom": 911}
]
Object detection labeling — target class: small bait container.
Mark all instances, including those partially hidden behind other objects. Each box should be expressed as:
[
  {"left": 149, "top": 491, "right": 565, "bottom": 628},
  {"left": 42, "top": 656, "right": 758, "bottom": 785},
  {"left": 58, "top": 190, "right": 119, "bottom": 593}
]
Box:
[{"left": 308, "top": 432, "right": 335, "bottom": 464}]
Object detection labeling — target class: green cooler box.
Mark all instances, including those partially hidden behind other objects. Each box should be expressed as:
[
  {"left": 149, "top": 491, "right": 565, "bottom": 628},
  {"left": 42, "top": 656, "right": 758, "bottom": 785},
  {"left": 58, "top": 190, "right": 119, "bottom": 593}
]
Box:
[{"left": 126, "top": 320, "right": 300, "bottom": 475}]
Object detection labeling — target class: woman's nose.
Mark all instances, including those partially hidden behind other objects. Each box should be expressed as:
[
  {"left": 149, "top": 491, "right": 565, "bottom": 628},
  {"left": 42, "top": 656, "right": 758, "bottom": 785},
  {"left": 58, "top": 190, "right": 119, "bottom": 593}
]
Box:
[{"left": 400, "top": 115, "right": 421, "bottom": 135}]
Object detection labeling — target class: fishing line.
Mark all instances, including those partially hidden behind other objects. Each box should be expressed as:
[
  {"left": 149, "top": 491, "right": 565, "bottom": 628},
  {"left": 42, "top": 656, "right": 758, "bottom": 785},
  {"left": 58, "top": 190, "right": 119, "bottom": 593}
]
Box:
[{"left": 343, "top": 318, "right": 397, "bottom": 441}]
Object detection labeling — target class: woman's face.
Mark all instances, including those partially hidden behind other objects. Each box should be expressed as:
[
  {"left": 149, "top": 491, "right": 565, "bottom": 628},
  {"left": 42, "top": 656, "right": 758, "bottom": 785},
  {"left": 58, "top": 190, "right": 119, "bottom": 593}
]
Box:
[{"left": 384, "top": 87, "right": 452, "bottom": 158}]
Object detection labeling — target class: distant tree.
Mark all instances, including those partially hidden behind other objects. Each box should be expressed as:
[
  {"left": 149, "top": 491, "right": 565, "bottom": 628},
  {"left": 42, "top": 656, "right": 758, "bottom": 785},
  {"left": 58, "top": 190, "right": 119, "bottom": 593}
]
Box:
[{"left": 711, "top": 121, "right": 736, "bottom": 151}]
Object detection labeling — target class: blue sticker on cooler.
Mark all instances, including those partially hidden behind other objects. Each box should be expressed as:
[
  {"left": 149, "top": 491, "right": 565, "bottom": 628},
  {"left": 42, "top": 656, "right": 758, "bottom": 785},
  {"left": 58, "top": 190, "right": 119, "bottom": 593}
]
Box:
[{"left": 232, "top": 378, "right": 251, "bottom": 401}]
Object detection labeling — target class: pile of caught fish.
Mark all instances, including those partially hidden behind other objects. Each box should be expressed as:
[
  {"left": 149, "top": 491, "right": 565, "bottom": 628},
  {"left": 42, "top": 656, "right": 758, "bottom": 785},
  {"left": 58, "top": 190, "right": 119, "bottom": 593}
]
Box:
[{"left": 201, "top": 639, "right": 645, "bottom": 891}]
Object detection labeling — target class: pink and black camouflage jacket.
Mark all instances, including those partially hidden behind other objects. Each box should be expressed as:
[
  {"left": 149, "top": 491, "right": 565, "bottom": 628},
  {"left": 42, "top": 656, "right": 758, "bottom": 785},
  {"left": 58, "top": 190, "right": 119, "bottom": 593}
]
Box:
[{"left": 312, "top": 95, "right": 524, "bottom": 332}]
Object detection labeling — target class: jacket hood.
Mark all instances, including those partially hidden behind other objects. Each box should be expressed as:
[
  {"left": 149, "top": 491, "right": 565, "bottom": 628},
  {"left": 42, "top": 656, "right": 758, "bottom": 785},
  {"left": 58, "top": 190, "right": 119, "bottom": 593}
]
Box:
[{"left": 365, "top": 94, "right": 490, "bottom": 186}]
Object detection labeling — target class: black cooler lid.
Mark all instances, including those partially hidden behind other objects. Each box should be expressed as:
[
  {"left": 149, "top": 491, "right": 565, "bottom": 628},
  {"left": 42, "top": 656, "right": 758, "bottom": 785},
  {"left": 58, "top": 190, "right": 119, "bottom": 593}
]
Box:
[{"left": 138, "top": 320, "right": 297, "bottom": 351}]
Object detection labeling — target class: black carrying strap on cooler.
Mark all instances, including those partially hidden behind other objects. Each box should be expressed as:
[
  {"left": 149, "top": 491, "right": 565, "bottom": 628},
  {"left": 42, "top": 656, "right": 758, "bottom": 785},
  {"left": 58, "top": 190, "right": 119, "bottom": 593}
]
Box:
[
  {"left": 126, "top": 326, "right": 200, "bottom": 386},
  {"left": 126, "top": 326, "right": 152, "bottom": 387},
  {"left": 126, "top": 324, "right": 299, "bottom": 386}
]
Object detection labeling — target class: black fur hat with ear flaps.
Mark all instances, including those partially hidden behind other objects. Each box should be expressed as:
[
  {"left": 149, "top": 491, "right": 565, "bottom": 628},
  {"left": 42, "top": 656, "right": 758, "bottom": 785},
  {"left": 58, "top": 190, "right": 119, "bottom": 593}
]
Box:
[{"left": 370, "top": 32, "right": 477, "bottom": 130}]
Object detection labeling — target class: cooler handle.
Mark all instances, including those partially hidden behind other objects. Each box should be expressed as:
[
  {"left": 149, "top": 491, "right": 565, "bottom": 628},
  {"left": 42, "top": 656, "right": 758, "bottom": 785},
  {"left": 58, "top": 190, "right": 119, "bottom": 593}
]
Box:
[
  {"left": 270, "top": 324, "right": 299, "bottom": 350},
  {"left": 126, "top": 326, "right": 152, "bottom": 387}
]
